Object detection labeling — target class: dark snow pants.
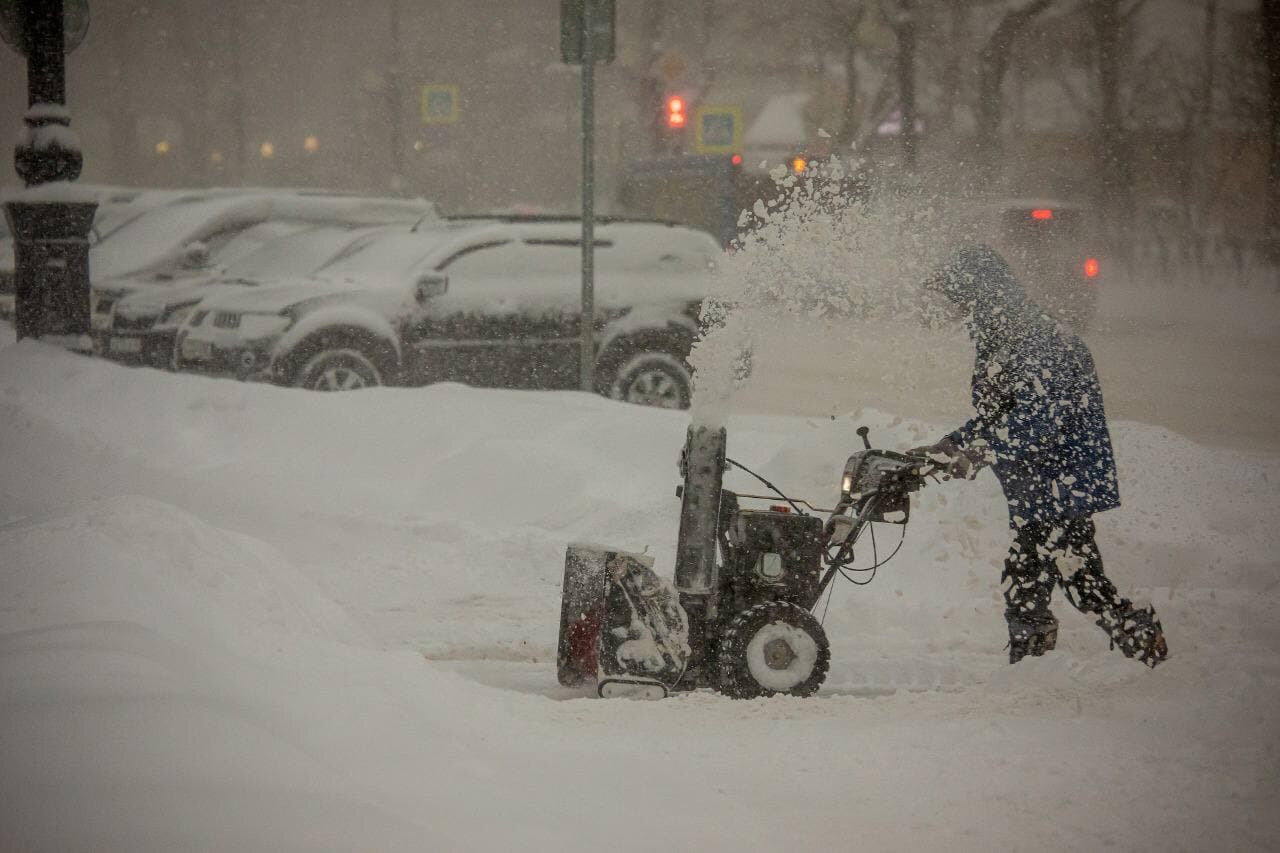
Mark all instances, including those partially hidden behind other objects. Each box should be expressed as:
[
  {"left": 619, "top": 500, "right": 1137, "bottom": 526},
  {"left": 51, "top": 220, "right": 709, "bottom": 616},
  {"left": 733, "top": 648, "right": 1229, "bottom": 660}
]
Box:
[{"left": 1002, "top": 516, "right": 1127, "bottom": 636}]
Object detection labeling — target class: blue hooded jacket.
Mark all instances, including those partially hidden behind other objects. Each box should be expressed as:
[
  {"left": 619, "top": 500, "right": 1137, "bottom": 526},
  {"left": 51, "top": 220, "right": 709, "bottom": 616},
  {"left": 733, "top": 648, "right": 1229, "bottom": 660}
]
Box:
[{"left": 929, "top": 246, "right": 1120, "bottom": 522}]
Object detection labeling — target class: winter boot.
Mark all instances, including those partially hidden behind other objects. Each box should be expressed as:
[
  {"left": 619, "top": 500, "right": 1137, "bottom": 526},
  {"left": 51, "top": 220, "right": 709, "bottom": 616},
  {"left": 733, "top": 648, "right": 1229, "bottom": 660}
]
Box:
[
  {"left": 1097, "top": 604, "right": 1168, "bottom": 668},
  {"left": 1007, "top": 613, "right": 1059, "bottom": 664}
]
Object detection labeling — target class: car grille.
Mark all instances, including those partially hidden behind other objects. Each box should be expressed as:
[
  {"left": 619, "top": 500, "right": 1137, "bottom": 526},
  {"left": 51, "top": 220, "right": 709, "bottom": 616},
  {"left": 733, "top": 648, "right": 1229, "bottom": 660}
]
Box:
[{"left": 212, "top": 311, "right": 240, "bottom": 329}]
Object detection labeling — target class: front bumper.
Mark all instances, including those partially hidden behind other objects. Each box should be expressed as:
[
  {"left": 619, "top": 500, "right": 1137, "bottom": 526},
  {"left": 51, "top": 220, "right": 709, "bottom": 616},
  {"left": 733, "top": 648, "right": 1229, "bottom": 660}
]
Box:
[
  {"left": 175, "top": 331, "right": 281, "bottom": 383},
  {"left": 100, "top": 328, "right": 179, "bottom": 368}
]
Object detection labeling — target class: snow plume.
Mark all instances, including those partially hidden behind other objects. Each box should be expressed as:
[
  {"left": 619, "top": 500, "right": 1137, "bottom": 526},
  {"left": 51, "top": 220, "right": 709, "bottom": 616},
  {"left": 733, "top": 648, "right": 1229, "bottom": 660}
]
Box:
[{"left": 689, "top": 160, "right": 972, "bottom": 425}]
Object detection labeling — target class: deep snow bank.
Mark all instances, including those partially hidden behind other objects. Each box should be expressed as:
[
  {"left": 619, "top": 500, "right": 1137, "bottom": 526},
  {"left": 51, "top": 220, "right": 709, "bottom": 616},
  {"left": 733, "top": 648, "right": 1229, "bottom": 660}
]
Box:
[{"left": 1, "top": 338, "right": 1279, "bottom": 851}]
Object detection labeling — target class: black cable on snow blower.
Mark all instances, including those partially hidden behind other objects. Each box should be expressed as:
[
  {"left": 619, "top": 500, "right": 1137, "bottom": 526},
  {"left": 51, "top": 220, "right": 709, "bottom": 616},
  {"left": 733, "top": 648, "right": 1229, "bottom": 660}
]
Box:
[
  {"left": 835, "top": 522, "right": 910, "bottom": 587},
  {"left": 724, "top": 457, "right": 808, "bottom": 516},
  {"left": 820, "top": 519, "right": 911, "bottom": 627}
]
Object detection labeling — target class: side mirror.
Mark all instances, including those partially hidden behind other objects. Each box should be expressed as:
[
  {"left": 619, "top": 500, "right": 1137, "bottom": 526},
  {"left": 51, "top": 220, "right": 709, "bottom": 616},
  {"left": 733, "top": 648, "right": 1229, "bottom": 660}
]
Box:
[{"left": 415, "top": 273, "right": 448, "bottom": 304}]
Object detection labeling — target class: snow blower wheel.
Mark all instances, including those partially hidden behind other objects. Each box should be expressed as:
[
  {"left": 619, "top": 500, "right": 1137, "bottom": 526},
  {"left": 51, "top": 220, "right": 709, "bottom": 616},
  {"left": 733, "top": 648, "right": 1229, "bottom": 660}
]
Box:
[{"left": 717, "top": 601, "right": 831, "bottom": 699}]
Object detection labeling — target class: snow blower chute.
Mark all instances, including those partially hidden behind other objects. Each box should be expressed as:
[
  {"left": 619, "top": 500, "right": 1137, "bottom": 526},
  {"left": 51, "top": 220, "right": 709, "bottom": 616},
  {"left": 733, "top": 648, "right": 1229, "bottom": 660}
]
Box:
[{"left": 557, "top": 424, "right": 938, "bottom": 699}]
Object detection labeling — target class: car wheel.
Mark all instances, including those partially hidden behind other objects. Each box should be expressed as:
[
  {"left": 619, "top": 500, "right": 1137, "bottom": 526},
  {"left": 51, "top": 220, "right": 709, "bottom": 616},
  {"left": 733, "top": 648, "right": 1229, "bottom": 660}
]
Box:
[
  {"left": 609, "top": 352, "right": 692, "bottom": 409},
  {"left": 297, "top": 348, "right": 383, "bottom": 391}
]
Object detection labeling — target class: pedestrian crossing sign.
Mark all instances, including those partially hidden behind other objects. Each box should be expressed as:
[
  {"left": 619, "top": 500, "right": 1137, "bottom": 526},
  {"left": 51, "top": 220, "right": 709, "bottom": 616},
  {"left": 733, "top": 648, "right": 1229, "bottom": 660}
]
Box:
[
  {"left": 694, "top": 106, "right": 742, "bottom": 154},
  {"left": 421, "top": 84, "right": 460, "bottom": 125}
]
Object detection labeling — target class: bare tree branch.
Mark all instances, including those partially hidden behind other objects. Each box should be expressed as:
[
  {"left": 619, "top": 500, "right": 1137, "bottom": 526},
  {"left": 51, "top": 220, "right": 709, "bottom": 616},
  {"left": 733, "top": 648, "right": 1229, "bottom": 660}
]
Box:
[{"left": 973, "top": 0, "right": 1057, "bottom": 165}]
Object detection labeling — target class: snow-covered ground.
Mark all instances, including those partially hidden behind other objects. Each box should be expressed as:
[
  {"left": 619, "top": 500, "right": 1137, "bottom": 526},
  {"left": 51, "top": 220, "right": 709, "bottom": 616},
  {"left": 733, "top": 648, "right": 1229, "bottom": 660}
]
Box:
[{"left": 1, "top": 276, "right": 1278, "bottom": 851}]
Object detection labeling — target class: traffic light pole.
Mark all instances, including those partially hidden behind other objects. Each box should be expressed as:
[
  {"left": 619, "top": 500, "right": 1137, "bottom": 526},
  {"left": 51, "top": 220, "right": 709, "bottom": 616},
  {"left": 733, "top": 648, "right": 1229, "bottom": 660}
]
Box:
[{"left": 578, "top": 0, "right": 596, "bottom": 394}]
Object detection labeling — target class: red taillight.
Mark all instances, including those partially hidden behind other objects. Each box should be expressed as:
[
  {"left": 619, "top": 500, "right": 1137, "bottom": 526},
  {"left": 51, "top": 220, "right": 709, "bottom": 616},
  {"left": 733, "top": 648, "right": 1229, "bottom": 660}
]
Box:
[
  {"left": 731, "top": 153, "right": 743, "bottom": 165},
  {"left": 770, "top": 505, "right": 791, "bottom": 514},
  {"left": 1084, "top": 258, "right": 1099, "bottom": 278},
  {"left": 1031, "top": 208, "right": 1054, "bottom": 220}
]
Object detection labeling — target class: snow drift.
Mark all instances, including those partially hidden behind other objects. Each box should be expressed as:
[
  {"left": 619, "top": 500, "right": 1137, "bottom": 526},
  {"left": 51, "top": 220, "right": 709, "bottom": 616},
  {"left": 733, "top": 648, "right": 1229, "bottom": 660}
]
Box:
[{"left": 1, "top": 323, "right": 1278, "bottom": 850}]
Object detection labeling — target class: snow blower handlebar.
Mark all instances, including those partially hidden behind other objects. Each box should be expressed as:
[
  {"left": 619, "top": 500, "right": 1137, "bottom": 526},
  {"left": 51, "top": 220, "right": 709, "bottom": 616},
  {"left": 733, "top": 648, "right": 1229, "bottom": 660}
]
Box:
[{"left": 821, "top": 446, "right": 940, "bottom": 571}]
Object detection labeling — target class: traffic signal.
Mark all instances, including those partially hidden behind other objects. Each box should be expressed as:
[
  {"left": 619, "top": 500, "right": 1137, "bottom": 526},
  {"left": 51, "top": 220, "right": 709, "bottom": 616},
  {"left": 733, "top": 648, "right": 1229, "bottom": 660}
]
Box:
[{"left": 665, "top": 96, "right": 687, "bottom": 129}]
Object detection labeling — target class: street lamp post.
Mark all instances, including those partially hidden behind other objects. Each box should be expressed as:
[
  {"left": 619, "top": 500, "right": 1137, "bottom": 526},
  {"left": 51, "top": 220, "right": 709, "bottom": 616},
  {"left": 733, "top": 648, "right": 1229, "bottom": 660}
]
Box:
[{"left": 3, "top": 0, "right": 97, "bottom": 344}]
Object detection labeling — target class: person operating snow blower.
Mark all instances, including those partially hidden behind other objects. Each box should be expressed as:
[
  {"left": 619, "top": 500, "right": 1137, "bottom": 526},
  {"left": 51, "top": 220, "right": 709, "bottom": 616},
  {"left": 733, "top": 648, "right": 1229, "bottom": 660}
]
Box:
[{"left": 914, "top": 245, "right": 1168, "bottom": 667}]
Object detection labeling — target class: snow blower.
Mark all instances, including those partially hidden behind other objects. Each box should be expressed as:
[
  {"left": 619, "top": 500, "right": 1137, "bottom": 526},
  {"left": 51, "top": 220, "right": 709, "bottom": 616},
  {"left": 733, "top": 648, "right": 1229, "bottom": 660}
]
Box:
[{"left": 557, "top": 425, "right": 938, "bottom": 699}]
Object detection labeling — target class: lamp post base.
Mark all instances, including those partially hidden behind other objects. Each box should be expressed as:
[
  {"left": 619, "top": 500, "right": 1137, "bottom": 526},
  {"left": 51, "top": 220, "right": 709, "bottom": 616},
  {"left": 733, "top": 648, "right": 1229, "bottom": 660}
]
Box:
[{"left": 3, "top": 200, "right": 96, "bottom": 341}]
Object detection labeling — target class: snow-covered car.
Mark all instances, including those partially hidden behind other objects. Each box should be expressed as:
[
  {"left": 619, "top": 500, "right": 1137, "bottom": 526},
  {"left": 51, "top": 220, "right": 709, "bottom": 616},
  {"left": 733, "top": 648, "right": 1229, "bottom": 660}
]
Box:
[
  {"left": 174, "top": 216, "right": 719, "bottom": 407},
  {"left": 89, "top": 191, "right": 437, "bottom": 338},
  {"left": 0, "top": 184, "right": 212, "bottom": 321},
  {"left": 103, "top": 224, "right": 393, "bottom": 368}
]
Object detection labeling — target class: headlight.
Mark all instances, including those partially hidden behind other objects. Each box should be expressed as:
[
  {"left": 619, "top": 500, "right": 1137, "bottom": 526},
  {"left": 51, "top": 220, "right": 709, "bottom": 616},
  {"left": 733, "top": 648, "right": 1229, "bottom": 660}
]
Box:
[
  {"left": 236, "top": 313, "right": 291, "bottom": 339},
  {"left": 841, "top": 472, "right": 854, "bottom": 494}
]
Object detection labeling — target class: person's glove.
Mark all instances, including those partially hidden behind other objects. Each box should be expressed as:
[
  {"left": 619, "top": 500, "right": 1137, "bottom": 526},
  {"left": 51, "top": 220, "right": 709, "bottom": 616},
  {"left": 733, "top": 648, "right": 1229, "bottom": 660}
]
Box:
[
  {"left": 908, "top": 436, "right": 958, "bottom": 461},
  {"left": 907, "top": 437, "right": 981, "bottom": 481}
]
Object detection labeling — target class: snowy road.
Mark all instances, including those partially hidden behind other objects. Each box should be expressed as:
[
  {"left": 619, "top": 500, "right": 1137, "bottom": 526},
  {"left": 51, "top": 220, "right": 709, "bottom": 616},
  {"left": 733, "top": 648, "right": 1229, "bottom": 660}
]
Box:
[
  {"left": 724, "top": 280, "right": 1280, "bottom": 454},
  {"left": 1, "top": 279, "right": 1279, "bottom": 851}
]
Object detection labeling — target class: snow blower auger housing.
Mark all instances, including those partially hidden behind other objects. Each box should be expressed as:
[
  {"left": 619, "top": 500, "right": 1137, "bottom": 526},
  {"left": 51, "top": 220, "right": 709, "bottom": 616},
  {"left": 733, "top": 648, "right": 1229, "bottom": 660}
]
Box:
[{"left": 557, "top": 425, "right": 935, "bottom": 699}]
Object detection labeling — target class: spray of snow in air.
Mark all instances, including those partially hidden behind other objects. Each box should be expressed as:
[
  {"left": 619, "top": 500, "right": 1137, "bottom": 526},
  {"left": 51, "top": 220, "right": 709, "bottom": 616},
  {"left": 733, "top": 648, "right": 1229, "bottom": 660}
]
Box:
[{"left": 689, "top": 158, "right": 972, "bottom": 425}]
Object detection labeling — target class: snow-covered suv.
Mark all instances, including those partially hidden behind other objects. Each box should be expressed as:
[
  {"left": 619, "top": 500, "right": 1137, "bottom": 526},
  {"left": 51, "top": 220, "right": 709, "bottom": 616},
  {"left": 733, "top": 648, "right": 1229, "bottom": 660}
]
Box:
[{"left": 174, "top": 217, "right": 718, "bottom": 408}]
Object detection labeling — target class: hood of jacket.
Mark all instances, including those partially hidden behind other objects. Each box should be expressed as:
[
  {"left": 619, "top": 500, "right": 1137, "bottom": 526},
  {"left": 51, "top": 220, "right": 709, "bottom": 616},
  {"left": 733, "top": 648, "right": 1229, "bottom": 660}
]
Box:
[{"left": 925, "top": 244, "right": 1056, "bottom": 353}]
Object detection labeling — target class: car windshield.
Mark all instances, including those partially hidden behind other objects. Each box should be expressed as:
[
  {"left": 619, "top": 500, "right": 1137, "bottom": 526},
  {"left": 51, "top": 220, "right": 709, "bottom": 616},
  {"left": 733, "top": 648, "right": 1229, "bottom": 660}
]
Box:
[
  {"left": 319, "top": 230, "right": 457, "bottom": 281},
  {"left": 220, "top": 226, "right": 369, "bottom": 282},
  {"left": 87, "top": 191, "right": 212, "bottom": 246},
  {"left": 90, "top": 197, "right": 258, "bottom": 280}
]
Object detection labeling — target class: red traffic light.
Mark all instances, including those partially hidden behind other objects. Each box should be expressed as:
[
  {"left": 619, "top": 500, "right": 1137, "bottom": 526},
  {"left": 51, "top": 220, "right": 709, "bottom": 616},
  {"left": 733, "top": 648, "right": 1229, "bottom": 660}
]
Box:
[{"left": 665, "top": 96, "right": 686, "bottom": 128}]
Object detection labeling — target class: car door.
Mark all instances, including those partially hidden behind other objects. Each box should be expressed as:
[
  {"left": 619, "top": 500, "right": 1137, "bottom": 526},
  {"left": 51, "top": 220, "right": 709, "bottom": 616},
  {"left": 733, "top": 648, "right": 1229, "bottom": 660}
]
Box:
[
  {"left": 507, "top": 236, "right": 608, "bottom": 389},
  {"left": 402, "top": 235, "right": 613, "bottom": 390},
  {"left": 400, "top": 239, "right": 527, "bottom": 387}
]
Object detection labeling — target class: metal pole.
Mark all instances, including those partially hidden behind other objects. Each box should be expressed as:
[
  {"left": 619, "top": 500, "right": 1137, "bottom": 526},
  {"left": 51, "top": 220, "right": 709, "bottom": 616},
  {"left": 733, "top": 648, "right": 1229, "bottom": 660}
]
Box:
[
  {"left": 6, "top": 0, "right": 95, "bottom": 343},
  {"left": 579, "top": 0, "right": 596, "bottom": 393},
  {"left": 23, "top": 0, "right": 66, "bottom": 107},
  {"left": 388, "top": 0, "right": 405, "bottom": 192}
]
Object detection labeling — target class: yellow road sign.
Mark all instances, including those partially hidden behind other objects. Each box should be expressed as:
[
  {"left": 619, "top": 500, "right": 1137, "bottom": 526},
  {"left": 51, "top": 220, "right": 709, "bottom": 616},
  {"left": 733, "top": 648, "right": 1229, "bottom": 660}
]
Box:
[
  {"left": 421, "top": 84, "right": 460, "bottom": 125},
  {"left": 693, "top": 106, "right": 742, "bottom": 154}
]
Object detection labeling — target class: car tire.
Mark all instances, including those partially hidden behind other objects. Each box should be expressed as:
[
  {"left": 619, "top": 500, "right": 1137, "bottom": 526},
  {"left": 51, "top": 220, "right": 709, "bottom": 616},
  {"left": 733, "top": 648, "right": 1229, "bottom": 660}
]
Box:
[
  {"left": 609, "top": 351, "right": 692, "bottom": 410},
  {"left": 296, "top": 348, "right": 383, "bottom": 391}
]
